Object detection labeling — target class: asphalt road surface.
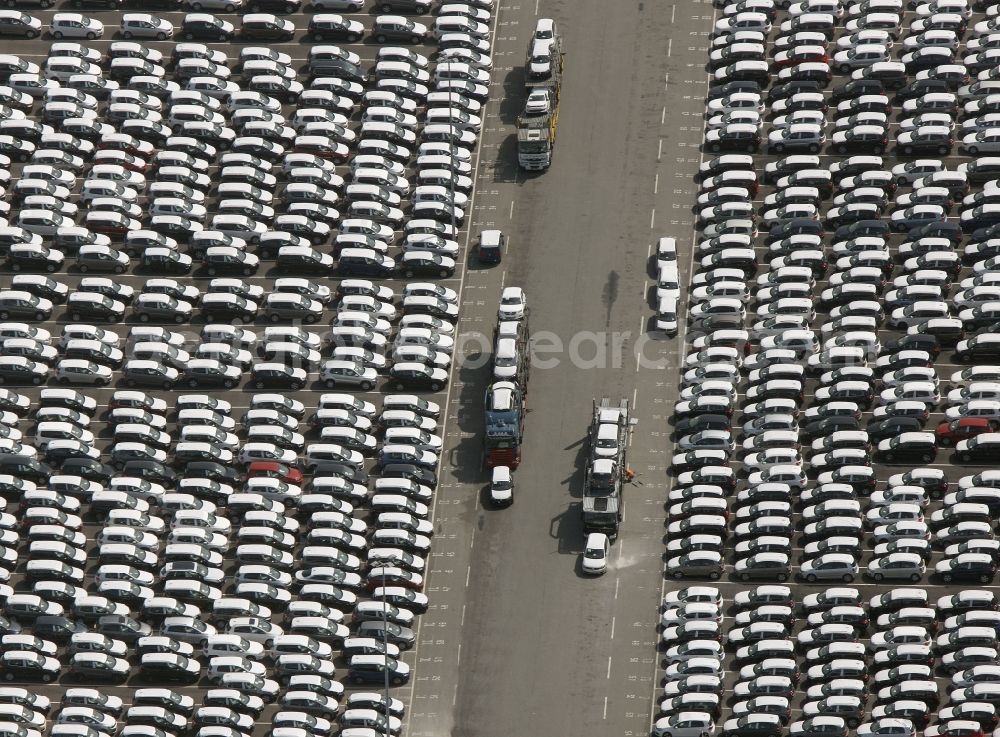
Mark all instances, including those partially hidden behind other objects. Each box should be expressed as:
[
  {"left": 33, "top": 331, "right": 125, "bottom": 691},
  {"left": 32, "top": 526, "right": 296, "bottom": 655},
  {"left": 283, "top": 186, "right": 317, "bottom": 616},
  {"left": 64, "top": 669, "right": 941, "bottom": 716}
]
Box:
[{"left": 401, "top": 1, "right": 711, "bottom": 736}]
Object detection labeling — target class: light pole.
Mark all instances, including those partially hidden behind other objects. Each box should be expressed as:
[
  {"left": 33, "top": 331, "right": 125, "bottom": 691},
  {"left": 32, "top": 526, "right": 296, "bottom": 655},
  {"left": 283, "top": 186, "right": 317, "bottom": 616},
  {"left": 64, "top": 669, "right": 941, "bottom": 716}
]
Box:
[
  {"left": 381, "top": 571, "right": 391, "bottom": 732},
  {"left": 448, "top": 87, "right": 458, "bottom": 242}
]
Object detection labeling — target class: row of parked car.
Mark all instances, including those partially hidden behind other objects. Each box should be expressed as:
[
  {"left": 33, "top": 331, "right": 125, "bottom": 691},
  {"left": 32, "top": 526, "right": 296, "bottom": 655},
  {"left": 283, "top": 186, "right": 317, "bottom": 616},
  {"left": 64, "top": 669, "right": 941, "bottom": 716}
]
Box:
[
  {"left": 0, "top": 1, "right": 493, "bottom": 735},
  {"left": 0, "top": 278, "right": 457, "bottom": 393},
  {"left": 0, "top": 383, "right": 442, "bottom": 698},
  {"left": 660, "top": 0, "right": 1000, "bottom": 731},
  {"left": 0, "top": 29, "right": 489, "bottom": 281},
  {"left": 665, "top": 0, "right": 1000, "bottom": 584},
  {"left": 654, "top": 585, "right": 1000, "bottom": 737},
  {"left": 0, "top": 683, "right": 412, "bottom": 737}
]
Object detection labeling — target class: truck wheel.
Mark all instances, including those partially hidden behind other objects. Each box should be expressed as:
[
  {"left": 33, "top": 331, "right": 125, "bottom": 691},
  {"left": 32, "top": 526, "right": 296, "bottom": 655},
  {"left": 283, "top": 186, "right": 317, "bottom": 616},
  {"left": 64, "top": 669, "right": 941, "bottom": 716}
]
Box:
[{"left": 376, "top": 34, "right": 387, "bottom": 42}]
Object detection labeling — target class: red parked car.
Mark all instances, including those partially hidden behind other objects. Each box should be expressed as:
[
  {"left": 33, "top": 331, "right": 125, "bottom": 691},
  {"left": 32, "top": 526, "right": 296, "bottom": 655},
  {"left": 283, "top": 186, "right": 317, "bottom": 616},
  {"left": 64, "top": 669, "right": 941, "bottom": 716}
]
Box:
[
  {"left": 246, "top": 461, "right": 303, "bottom": 484},
  {"left": 936, "top": 417, "right": 998, "bottom": 446}
]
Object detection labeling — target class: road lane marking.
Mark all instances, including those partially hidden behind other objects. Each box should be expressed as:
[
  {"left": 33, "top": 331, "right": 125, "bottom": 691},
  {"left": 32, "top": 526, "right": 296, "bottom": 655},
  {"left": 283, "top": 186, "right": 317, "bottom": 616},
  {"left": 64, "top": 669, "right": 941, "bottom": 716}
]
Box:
[{"left": 400, "top": 0, "right": 506, "bottom": 729}]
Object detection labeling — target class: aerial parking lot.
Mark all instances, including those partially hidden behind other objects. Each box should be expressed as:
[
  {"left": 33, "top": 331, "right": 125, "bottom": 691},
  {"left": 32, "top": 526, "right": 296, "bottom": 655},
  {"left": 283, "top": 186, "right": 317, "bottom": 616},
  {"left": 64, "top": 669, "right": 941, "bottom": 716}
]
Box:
[
  {"left": 661, "top": 0, "right": 1000, "bottom": 733},
  {"left": 0, "top": 0, "right": 502, "bottom": 732}
]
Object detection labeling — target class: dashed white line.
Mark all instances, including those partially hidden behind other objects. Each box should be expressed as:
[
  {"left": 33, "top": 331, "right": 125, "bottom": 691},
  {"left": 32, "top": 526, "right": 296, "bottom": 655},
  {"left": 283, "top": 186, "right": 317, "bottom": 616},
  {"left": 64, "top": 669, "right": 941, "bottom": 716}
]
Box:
[
  {"left": 650, "top": 208, "right": 656, "bottom": 228},
  {"left": 606, "top": 656, "right": 613, "bottom": 679},
  {"left": 667, "top": 38, "right": 672, "bottom": 57},
  {"left": 611, "top": 615, "right": 617, "bottom": 638},
  {"left": 465, "top": 565, "right": 472, "bottom": 587},
  {"left": 654, "top": 173, "right": 659, "bottom": 194},
  {"left": 661, "top": 106, "right": 666, "bottom": 125},
  {"left": 509, "top": 200, "right": 515, "bottom": 218},
  {"left": 614, "top": 576, "right": 621, "bottom": 600},
  {"left": 649, "top": 3, "right": 718, "bottom": 733},
  {"left": 400, "top": 3, "right": 505, "bottom": 730},
  {"left": 603, "top": 696, "right": 609, "bottom": 720},
  {"left": 658, "top": 139, "right": 664, "bottom": 161}
]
